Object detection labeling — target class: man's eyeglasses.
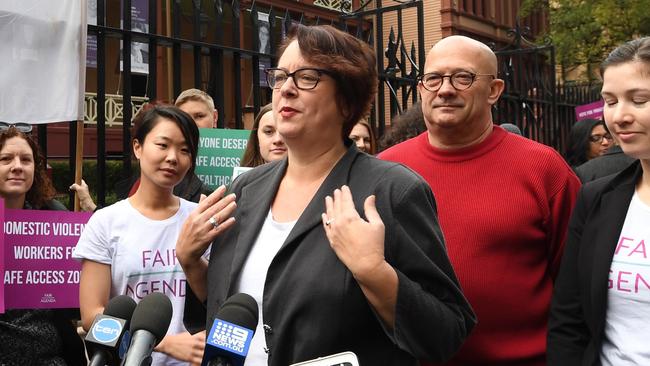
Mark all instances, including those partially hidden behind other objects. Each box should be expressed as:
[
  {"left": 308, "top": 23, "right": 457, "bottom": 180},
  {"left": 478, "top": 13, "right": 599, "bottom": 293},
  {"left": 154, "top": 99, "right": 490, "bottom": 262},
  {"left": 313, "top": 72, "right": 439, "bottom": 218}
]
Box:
[
  {"left": 265, "top": 67, "right": 335, "bottom": 90},
  {"left": 589, "top": 133, "right": 612, "bottom": 143},
  {"left": 0, "top": 122, "right": 33, "bottom": 133},
  {"left": 418, "top": 71, "right": 495, "bottom": 92}
]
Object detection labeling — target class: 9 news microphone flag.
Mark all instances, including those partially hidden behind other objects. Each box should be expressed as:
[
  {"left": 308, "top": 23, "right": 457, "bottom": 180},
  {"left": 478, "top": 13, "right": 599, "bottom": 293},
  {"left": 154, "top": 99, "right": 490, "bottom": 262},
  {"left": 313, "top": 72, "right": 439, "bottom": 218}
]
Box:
[{"left": 203, "top": 293, "right": 258, "bottom": 366}]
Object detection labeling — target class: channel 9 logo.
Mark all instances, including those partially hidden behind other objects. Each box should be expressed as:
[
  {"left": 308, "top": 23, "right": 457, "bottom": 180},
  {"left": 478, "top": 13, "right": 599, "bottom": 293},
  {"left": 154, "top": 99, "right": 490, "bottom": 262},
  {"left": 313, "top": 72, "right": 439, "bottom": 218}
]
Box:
[{"left": 209, "top": 320, "right": 252, "bottom": 354}]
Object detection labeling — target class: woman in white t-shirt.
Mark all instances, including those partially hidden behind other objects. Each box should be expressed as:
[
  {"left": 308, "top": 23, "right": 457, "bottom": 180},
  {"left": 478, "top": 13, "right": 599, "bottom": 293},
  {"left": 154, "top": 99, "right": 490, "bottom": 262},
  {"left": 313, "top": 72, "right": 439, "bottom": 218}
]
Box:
[
  {"left": 75, "top": 106, "right": 223, "bottom": 365},
  {"left": 548, "top": 37, "right": 650, "bottom": 365}
]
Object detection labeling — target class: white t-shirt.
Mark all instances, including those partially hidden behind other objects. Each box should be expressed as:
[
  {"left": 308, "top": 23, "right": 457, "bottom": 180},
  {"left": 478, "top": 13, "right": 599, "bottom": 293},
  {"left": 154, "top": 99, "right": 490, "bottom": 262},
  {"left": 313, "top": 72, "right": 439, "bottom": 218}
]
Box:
[
  {"left": 74, "top": 198, "right": 198, "bottom": 366},
  {"left": 236, "top": 210, "right": 296, "bottom": 366},
  {"left": 601, "top": 192, "right": 650, "bottom": 365}
]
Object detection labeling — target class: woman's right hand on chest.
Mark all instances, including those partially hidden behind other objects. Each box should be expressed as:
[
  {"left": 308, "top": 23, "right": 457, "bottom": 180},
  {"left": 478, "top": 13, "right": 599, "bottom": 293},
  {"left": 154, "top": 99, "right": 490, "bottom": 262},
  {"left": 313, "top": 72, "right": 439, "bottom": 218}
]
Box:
[{"left": 176, "top": 185, "right": 237, "bottom": 268}]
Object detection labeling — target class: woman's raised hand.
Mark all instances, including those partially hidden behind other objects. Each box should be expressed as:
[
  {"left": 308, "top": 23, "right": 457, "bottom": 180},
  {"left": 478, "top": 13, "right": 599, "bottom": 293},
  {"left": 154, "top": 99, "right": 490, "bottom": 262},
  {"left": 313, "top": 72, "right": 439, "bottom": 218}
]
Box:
[
  {"left": 176, "top": 185, "right": 237, "bottom": 267},
  {"left": 322, "top": 185, "right": 398, "bottom": 329},
  {"left": 69, "top": 179, "right": 97, "bottom": 212},
  {"left": 322, "top": 185, "right": 386, "bottom": 279}
]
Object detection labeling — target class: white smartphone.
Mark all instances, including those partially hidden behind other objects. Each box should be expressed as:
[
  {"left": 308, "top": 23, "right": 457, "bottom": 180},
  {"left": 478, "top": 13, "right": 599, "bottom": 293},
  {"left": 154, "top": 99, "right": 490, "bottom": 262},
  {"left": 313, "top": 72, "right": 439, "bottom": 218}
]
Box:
[{"left": 288, "top": 352, "right": 360, "bottom": 366}]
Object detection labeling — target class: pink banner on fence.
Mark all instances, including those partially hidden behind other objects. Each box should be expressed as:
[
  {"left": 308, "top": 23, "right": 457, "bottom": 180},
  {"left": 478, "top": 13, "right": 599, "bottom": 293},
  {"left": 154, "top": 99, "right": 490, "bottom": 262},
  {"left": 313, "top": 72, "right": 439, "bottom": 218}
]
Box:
[
  {"left": 2, "top": 209, "right": 92, "bottom": 311},
  {"left": 575, "top": 100, "right": 604, "bottom": 121}
]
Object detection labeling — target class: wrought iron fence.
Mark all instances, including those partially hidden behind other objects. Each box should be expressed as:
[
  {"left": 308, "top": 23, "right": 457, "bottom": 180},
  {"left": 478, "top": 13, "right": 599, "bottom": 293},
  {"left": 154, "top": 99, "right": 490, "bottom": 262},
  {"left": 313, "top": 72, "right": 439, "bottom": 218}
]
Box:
[
  {"left": 494, "top": 43, "right": 559, "bottom": 146},
  {"left": 556, "top": 81, "right": 603, "bottom": 151},
  {"left": 343, "top": 0, "right": 424, "bottom": 136},
  {"left": 41, "top": 0, "right": 601, "bottom": 206},
  {"left": 493, "top": 23, "right": 601, "bottom": 154},
  {"left": 53, "top": 0, "right": 359, "bottom": 207},
  {"left": 52, "top": 0, "right": 426, "bottom": 206}
]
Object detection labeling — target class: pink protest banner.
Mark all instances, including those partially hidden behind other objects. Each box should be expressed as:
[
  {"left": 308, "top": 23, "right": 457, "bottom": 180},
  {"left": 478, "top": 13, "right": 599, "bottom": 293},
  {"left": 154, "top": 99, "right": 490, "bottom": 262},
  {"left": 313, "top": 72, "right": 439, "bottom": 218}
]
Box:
[
  {"left": 0, "top": 200, "right": 4, "bottom": 313},
  {"left": 575, "top": 100, "right": 604, "bottom": 121},
  {"left": 2, "top": 209, "right": 92, "bottom": 310}
]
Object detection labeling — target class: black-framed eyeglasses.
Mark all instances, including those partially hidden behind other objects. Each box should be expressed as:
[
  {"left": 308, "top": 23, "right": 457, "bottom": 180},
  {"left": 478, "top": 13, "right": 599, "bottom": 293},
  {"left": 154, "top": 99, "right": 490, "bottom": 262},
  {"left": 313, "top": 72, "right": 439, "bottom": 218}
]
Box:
[
  {"left": 0, "top": 122, "right": 33, "bottom": 133},
  {"left": 418, "top": 71, "right": 495, "bottom": 92},
  {"left": 589, "top": 133, "right": 612, "bottom": 143},
  {"left": 265, "top": 67, "right": 335, "bottom": 90}
]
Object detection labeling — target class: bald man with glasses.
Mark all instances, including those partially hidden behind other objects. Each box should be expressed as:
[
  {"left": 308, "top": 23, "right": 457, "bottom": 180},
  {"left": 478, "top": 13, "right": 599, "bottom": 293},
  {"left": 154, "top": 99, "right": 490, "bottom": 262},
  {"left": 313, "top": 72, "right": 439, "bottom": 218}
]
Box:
[{"left": 380, "top": 36, "right": 581, "bottom": 366}]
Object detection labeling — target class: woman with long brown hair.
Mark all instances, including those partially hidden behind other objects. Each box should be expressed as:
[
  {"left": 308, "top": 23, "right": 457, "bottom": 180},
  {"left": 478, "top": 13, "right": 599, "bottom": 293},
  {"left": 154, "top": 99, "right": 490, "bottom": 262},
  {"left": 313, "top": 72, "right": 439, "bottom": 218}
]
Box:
[
  {"left": 241, "top": 103, "right": 287, "bottom": 167},
  {"left": 549, "top": 36, "right": 650, "bottom": 365}
]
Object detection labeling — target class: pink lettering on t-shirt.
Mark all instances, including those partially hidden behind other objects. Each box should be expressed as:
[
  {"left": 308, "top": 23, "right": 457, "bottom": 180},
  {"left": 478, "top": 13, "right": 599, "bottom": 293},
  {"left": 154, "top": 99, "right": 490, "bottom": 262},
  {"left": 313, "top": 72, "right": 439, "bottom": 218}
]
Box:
[
  {"left": 141, "top": 249, "right": 177, "bottom": 268},
  {"left": 636, "top": 273, "right": 650, "bottom": 293},
  {"left": 609, "top": 269, "right": 650, "bottom": 293},
  {"left": 125, "top": 278, "right": 187, "bottom": 299},
  {"left": 615, "top": 237, "right": 634, "bottom": 255},
  {"left": 617, "top": 271, "right": 632, "bottom": 292},
  {"left": 629, "top": 240, "right": 648, "bottom": 258}
]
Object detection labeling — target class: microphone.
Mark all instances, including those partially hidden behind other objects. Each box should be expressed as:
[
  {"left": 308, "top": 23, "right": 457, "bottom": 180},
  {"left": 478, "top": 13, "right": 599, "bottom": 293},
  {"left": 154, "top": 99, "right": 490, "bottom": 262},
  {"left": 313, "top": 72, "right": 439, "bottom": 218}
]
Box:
[
  {"left": 121, "top": 292, "right": 173, "bottom": 366},
  {"left": 85, "top": 295, "right": 137, "bottom": 366},
  {"left": 202, "top": 293, "right": 259, "bottom": 366}
]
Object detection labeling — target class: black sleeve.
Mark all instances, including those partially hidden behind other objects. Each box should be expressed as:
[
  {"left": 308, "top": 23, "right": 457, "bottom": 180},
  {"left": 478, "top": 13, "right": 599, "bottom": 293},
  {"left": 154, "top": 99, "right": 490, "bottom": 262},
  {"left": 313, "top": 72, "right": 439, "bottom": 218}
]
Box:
[
  {"left": 182, "top": 172, "right": 249, "bottom": 333},
  {"left": 183, "top": 283, "right": 207, "bottom": 333},
  {"left": 547, "top": 185, "right": 592, "bottom": 365}
]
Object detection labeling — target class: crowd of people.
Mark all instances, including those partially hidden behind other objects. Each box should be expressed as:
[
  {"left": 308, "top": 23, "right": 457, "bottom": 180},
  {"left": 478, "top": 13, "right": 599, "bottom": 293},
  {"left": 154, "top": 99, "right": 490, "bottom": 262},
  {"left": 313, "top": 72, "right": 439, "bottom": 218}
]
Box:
[{"left": 1, "top": 23, "right": 649, "bottom": 366}]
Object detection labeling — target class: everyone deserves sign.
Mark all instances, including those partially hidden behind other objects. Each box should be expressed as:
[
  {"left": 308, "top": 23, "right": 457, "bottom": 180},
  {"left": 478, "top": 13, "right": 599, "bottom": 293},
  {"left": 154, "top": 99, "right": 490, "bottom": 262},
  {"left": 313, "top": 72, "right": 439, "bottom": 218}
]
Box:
[
  {"left": 195, "top": 128, "right": 250, "bottom": 190},
  {"left": 1, "top": 207, "right": 92, "bottom": 311}
]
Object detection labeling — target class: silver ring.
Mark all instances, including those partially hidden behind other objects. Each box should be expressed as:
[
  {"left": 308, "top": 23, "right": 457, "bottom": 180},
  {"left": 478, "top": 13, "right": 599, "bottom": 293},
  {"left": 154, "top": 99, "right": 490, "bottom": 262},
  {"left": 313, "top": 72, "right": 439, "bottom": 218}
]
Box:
[
  {"left": 208, "top": 216, "right": 219, "bottom": 229},
  {"left": 325, "top": 218, "right": 334, "bottom": 226}
]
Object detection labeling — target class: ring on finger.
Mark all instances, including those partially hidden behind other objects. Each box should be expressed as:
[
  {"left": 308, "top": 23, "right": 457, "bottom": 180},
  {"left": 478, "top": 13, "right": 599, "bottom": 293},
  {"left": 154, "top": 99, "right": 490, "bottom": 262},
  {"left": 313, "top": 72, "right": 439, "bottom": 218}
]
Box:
[
  {"left": 325, "top": 218, "right": 335, "bottom": 226},
  {"left": 208, "top": 216, "right": 219, "bottom": 229}
]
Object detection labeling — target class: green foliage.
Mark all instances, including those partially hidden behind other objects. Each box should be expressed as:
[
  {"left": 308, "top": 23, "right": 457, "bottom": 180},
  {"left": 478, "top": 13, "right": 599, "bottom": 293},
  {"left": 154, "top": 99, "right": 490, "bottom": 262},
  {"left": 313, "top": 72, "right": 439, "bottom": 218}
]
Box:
[
  {"left": 49, "top": 160, "right": 132, "bottom": 208},
  {"left": 521, "top": 0, "right": 650, "bottom": 81}
]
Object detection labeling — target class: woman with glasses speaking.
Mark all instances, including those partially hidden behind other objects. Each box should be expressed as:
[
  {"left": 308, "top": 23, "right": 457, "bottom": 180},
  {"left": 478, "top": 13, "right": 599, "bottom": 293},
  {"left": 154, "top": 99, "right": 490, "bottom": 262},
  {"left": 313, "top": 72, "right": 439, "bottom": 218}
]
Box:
[{"left": 176, "top": 24, "right": 475, "bottom": 366}]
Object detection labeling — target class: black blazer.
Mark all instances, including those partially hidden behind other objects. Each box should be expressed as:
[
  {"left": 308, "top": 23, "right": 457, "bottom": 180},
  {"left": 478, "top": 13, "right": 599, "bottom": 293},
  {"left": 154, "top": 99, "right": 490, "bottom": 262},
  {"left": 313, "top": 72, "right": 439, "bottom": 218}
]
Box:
[
  {"left": 548, "top": 161, "right": 642, "bottom": 366},
  {"left": 201, "top": 144, "right": 476, "bottom": 366},
  {"left": 574, "top": 145, "right": 636, "bottom": 183}
]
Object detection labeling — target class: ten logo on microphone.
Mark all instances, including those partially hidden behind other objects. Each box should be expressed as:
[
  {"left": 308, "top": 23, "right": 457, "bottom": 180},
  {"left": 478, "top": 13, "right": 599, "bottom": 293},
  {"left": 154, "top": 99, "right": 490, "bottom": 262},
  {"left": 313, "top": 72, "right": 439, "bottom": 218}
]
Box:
[
  {"left": 208, "top": 320, "right": 253, "bottom": 355},
  {"left": 92, "top": 318, "right": 123, "bottom": 343}
]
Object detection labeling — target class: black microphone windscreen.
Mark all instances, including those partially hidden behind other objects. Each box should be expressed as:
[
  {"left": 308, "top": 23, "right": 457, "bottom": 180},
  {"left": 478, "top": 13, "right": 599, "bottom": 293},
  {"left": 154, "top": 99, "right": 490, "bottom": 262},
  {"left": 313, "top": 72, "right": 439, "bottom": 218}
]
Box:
[
  {"left": 216, "top": 293, "right": 258, "bottom": 331},
  {"left": 103, "top": 295, "right": 137, "bottom": 320},
  {"left": 130, "top": 292, "right": 173, "bottom": 341}
]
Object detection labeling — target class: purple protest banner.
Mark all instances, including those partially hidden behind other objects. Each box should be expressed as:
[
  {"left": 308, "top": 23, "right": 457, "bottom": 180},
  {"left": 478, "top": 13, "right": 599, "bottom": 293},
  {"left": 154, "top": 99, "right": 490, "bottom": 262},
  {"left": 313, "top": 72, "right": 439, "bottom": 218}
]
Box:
[
  {"left": 2, "top": 209, "right": 92, "bottom": 310},
  {"left": 0, "top": 200, "right": 4, "bottom": 313},
  {"left": 575, "top": 100, "right": 604, "bottom": 122}
]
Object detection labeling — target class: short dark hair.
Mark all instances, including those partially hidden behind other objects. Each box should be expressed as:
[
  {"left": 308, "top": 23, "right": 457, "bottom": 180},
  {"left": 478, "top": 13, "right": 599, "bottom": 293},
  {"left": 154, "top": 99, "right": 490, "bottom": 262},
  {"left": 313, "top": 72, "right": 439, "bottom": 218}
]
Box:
[
  {"left": 133, "top": 106, "right": 200, "bottom": 176},
  {"left": 241, "top": 103, "right": 273, "bottom": 167},
  {"left": 601, "top": 37, "right": 650, "bottom": 76},
  {"left": 279, "top": 24, "right": 377, "bottom": 140},
  {"left": 0, "top": 127, "right": 56, "bottom": 208}
]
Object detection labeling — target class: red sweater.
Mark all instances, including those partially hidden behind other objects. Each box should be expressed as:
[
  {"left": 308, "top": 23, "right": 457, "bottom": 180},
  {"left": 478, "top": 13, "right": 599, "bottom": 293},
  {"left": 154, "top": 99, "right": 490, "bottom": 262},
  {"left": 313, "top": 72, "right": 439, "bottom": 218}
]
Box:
[{"left": 379, "top": 127, "right": 580, "bottom": 366}]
